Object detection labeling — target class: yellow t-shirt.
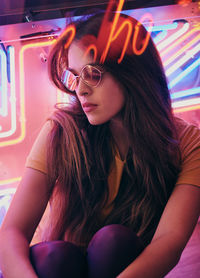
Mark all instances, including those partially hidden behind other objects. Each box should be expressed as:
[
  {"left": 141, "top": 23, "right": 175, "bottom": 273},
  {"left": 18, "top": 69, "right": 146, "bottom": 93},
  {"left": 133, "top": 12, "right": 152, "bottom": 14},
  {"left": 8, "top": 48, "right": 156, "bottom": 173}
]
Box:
[
  {"left": 26, "top": 117, "right": 200, "bottom": 207},
  {"left": 25, "top": 121, "right": 126, "bottom": 216},
  {"left": 27, "top": 118, "right": 200, "bottom": 244},
  {"left": 175, "top": 118, "right": 200, "bottom": 187}
]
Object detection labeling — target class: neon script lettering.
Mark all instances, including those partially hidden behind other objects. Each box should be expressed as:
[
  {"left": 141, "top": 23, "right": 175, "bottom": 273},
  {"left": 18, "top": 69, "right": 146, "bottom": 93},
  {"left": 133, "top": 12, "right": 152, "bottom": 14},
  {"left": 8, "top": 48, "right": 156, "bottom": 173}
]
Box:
[{"left": 63, "top": 0, "right": 154, "bottom": 63}]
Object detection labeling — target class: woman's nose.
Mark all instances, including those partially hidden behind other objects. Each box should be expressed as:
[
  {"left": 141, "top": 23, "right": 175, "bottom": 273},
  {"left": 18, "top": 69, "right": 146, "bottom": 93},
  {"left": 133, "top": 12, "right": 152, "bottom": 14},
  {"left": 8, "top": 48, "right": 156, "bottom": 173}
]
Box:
[{"left": 76, "top": 78, "right": 91, "bottom": 97}]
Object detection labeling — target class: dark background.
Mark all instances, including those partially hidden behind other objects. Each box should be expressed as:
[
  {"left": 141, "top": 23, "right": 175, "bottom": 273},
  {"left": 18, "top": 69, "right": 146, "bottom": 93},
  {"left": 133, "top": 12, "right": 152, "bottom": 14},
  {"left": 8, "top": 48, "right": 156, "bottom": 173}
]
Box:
[{"left": 0, "top": 0, "right": 191, "bottom": 26}]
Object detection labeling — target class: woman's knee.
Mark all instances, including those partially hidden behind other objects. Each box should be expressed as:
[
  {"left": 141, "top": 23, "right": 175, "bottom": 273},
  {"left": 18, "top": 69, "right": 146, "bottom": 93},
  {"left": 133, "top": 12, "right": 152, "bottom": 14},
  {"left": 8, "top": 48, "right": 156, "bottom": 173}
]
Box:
[
  {"left": 88, "top": 224, "right": 144, "bottom": 251},
  {"left": 30, "top": 241, "right": 87, "bottom": 278},
  {"left": 86, "top": 225, "right": 144, "bottom": 278}
]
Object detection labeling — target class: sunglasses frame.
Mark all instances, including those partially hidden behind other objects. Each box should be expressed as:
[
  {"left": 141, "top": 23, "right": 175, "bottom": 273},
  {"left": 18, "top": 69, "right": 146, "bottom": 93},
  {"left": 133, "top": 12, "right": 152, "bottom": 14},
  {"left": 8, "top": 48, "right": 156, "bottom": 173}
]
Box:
[{"left": 61, "top": 64, "right": 105, "bottom": 92}]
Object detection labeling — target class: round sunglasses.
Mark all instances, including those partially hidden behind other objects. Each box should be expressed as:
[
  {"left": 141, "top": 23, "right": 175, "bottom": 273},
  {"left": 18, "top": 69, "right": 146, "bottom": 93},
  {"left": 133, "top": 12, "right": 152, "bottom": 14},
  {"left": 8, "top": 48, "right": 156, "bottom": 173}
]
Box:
[{"left": 61, "top": 64, "right": 104, "bottom": 93}]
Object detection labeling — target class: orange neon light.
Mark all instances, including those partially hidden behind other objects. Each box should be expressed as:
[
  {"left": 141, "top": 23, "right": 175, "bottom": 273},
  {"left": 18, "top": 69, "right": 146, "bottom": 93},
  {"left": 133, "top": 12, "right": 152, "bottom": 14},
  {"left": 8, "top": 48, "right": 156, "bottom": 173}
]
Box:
[
  {"left": 100, "top": 0, "right": 153, "bottom": 63},
  {"left": 174, "top": 105, "right": 200, "bottom": 113},
  {"left": 100, "top": 0, "right": 133, "bottom": 63},
  {"left": 11, "top": 40, "right": 56, "bottom": 148},
  {"left": 0, "top": 39, "right": 57, "bottom": 186},
  {"left": 84, "top": 44, "right": 98, "bottom": 62},
  {"left": 0, "top": 41, "right": 56, "bottom": 146},
  {"left": 0, "top": 177, "right": 21, "bottom": 186},
  {"left": 64, "top": 25, "right": 76, "bottom": 49},
  {"left": 62, "top": 0, "right": 154, "bottom": 64},
  {"left": 160, "top": 27, "right": 200, "bottom": 57},
  {"left": 105, "top": 19, "right": 133, "bottom": 63},
  {"left": 176, "top": 0, "right": 192, "bottom": 6},
  {"left": 132, "top": 13, "right": 153, "bottom": 56}
]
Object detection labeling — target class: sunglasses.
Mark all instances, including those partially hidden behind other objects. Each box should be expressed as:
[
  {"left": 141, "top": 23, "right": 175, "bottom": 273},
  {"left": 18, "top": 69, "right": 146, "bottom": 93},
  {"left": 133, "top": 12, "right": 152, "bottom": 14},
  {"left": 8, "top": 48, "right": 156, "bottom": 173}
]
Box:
[{"left": 61, "top": 64, "right": 104, "bottom": 93}]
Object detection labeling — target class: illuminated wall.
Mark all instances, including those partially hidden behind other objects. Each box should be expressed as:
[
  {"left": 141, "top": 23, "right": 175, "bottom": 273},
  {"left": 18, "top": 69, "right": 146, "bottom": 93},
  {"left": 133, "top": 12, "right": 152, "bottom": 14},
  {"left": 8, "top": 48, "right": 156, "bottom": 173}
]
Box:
[
  {"left": 0, "top": 2, "right": 199, "bottom": 225},
  {"left": 0, "top": 20, "right": 69, "bottom": 224}
]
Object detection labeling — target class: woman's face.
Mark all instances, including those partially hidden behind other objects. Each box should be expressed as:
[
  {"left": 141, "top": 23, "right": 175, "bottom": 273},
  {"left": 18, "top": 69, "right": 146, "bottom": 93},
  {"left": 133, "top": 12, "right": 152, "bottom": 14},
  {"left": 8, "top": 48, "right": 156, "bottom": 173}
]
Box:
[{"left": 68, "top": 42, "right": 125, "bottom": 125}]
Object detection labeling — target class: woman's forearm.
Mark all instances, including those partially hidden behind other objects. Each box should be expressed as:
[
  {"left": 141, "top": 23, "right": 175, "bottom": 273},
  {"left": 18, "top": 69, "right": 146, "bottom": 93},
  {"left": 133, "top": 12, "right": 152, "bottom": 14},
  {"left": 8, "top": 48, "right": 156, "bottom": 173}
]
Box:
[
  {"left": 117, "top": 233, "right": 183, "bottom": 278},
  {"left": 0, "top": 228, "right": 38, "bottom": 278}
]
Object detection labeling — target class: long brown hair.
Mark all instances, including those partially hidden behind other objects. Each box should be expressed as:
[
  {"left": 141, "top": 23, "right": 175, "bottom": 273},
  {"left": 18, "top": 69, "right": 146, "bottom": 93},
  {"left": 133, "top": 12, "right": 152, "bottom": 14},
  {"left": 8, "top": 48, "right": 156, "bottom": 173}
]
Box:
[{"left": 44, "top": 12, "right": 181, "bottom": 247}]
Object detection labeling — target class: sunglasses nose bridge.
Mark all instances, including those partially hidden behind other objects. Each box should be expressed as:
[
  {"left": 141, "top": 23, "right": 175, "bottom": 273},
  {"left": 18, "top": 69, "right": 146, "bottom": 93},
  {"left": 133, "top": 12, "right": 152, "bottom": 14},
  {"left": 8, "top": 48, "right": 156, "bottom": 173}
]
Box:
[
  {"left": 73, "top": 75, "right": 80, "bottom": 90},
  {"left": 75, "top": 75, "right": 91, "bottom": 96},
  {"left": 63, "top": 65, "right": 103, "bottom": 92}
]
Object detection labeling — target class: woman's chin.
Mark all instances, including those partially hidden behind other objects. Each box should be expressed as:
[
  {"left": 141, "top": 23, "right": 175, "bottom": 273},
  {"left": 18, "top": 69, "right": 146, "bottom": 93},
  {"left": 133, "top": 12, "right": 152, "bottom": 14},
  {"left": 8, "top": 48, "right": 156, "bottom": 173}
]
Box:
[{"left": 87, "top": 117, "right": 107, "bottom": 126}]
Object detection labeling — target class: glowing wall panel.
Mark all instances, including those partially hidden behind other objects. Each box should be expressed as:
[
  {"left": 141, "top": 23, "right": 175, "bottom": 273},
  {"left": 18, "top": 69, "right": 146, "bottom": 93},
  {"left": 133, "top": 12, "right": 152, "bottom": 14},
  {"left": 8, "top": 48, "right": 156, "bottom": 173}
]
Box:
[
  {"left": 0, "top": 34, "right": 69, "bottom": 224},
  {"left": 0, "top": 37, "right": 57, "bottom": 191}
]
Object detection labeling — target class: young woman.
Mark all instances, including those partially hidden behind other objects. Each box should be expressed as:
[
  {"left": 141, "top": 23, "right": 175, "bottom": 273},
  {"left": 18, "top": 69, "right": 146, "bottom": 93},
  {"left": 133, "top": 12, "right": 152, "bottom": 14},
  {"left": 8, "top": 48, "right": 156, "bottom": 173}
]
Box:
[{"left": 0, "top": 12, "right": 199, "bottom": 278}]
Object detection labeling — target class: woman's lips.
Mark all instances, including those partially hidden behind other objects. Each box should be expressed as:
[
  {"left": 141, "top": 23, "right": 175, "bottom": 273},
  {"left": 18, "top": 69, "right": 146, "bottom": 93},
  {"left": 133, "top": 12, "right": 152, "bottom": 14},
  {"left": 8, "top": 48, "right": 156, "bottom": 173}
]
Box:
[{"left": 82, "top": 103, "right": 98, "bottom": 112}]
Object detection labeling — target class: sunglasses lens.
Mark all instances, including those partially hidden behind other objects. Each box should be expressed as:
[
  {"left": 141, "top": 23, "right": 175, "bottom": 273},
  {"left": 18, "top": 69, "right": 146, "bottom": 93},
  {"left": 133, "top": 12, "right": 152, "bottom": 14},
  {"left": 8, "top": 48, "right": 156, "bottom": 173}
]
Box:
[
  {"left": 82, "top": 65, "right": 101, "bottom": 87},
  {"left": 61, "top": 70, "right": 77, "bottom": 92}
]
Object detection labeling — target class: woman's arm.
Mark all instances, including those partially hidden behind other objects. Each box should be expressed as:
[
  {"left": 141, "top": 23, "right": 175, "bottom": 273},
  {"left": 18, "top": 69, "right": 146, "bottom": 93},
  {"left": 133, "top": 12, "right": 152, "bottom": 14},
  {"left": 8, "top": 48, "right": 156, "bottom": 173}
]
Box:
[
  {"left": 117, "top": 184, "right": 200, "bottom": 278},
  {"left": 0, "top": 168, "right": 50, "bottom": 278}
]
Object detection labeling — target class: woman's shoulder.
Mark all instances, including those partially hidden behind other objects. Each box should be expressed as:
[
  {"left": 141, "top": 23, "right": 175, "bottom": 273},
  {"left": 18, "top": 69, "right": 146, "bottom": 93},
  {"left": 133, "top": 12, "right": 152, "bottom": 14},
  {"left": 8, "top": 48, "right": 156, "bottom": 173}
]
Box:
[
  {"left": 174, "top": 116, "right": 200, "bottom": 165},
  {"left": 175, "top": 117, "right": 200, "bottom": 143},
  {"left": 25, "top": 120, "right": 53, "bottom": 174},
  {"left": 40, "top": 120, "right": 53, "bottom": 133},
  {"left": 174, "top": 117, "right": 200, "bottom": 187}
]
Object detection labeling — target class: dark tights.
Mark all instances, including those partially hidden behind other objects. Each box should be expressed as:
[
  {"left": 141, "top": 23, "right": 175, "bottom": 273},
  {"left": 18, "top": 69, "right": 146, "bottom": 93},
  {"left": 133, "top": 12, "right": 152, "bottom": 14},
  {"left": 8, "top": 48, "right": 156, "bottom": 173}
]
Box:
[{"left": 30, "top": 224, "right": 144, "bottom": 278}]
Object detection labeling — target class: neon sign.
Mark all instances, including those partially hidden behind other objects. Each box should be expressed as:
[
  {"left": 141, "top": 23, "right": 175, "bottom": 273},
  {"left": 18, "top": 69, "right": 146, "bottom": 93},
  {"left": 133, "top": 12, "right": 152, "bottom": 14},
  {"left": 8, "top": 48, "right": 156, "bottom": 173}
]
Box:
[
  {"left": 152, "top": 19, "right": 200, "bottom": 109},
  {"left": 168, "top": 57, "right": 200, "bottom": 89},
  {"left": 62, "top": 0, "right": 153, "bottom": 64},
  {"left": 0, "top": 49, "right": 8, "bottom": 118},
  {"left": 0, "top": 46, "right": 17, "bottom": 142},
  {"left": 176, "top": 0, "right": 193, "bottom": 5}
]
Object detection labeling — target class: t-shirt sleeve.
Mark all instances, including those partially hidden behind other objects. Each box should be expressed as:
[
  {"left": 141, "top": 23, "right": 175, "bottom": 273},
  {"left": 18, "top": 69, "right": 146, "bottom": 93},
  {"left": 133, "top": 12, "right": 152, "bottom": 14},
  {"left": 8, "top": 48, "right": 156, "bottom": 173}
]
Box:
[
  {"left": 25, "top": 121, "right": 52, "bottom": 174},
  {"left": 176, "top": 119, "right": 200, "bottom": 187}
]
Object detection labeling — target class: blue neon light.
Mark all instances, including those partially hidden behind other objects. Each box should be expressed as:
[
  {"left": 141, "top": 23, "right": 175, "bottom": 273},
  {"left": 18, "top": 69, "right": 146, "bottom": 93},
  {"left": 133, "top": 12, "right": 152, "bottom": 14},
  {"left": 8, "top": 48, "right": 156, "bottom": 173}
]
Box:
[
  {"left": 0, "top": 49, "right": 8, "bottom": 117},
  {"left": 148, "top": 22, "right": 178, "bottom": 32},
  {"left": 168, "top": 57, "right": 200, "bottom": 89},
  {"left": 153, "top": 30, "right": 167, "bottom": 44},
  {"left": 171, "top": 87, "right": 200, "bottom": 100}
]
